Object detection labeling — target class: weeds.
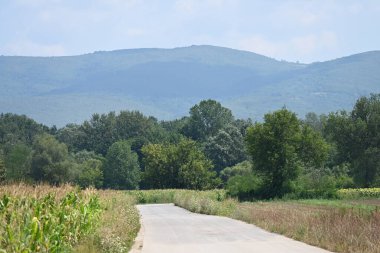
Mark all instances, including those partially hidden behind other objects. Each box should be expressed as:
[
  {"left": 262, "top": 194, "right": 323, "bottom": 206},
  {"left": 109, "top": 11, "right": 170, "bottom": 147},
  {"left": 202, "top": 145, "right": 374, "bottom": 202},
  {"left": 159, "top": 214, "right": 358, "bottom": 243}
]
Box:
[{"left": 73, "top": 190, "right": 140, "bottom": 253}]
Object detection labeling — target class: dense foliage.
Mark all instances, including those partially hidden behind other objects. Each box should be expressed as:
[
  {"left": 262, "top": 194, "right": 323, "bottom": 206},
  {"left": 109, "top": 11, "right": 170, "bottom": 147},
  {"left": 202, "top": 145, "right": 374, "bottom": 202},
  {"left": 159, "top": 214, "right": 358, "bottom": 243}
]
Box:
[
  {"left": 246, "top": 109, "right": 329, "bottom": 198},
  {"left": 103, "top": 141, "right": 140, "bottom": 190},
  {"left": 0, "top": 185, "right": 101, "bottom": 252},
  {"left": 1, "top": 95, "right": 379, "bottom": 199},
  {"left": 142, "top": 139, "right": 219, "bottom": 190}
]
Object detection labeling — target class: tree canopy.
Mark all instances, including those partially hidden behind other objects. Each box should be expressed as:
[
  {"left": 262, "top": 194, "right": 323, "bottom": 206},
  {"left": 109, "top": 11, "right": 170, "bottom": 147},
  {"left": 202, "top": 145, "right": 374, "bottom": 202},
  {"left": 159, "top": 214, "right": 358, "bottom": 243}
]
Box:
[
  {"left": 103, "top": 140, "right": 141, "bottom": 190},
  {"left": 246, "top": 109, "right": 329, "bottom": 198},
  {"left": 142, "top": 139, "right": 219, "bottom": 190},
  {"left": 182, "top": 100, "right": 234, "bottom": 141},
  {"left": 325, "top": 94, "right": 380, "bottom": 187}
]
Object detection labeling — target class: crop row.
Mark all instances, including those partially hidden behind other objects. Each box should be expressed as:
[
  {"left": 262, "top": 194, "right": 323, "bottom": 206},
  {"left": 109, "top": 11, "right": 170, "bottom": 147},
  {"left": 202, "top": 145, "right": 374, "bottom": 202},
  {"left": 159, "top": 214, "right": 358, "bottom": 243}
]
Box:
[
  {"left": 337, "top": 187, "right": 380, "bottom": 199},
  {"left": 0, "top": 188, "right": 101, "bottom": 253}
]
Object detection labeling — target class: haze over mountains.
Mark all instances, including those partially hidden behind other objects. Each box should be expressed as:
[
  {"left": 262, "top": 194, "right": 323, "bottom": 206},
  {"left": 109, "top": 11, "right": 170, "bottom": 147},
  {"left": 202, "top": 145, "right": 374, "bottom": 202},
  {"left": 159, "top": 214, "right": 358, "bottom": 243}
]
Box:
[{"left": 1, "top": 45, "right": 379, "bottom": 126}]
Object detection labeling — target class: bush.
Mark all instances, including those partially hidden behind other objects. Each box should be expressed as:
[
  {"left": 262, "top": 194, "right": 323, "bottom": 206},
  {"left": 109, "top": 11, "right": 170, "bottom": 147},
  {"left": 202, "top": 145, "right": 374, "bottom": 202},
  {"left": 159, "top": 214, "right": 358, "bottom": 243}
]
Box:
[
  {"left": 220, "top": 161, "right": 252, "bottom": 183},
  {"left": 290, "top": 169, "right": 338, "bottom": 199},
  {"left": 226, "top": 173, "right": 262, "bottom": 200}
]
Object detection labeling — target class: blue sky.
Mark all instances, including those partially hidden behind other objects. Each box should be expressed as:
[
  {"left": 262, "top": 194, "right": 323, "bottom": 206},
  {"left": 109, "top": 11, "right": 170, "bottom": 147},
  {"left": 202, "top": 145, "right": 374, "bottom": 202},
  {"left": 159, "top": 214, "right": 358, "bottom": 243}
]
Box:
[{"left": 1, "top": 0, "right": 379, "bottom": 63}]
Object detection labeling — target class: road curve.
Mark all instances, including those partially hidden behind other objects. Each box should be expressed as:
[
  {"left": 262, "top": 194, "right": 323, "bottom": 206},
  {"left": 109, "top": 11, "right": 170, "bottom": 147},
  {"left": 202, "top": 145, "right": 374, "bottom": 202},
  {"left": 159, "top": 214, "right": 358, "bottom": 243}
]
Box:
[{"left": 136, "top": 204, "right": 332, "bottom": 253}]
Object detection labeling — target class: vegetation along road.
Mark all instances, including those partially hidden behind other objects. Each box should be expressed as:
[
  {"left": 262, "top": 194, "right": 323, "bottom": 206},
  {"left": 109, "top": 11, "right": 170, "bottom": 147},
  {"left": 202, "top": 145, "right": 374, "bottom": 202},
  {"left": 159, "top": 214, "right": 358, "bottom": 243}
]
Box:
[{"left": 136, "top": 204, "right": 332, "bottom": 253}]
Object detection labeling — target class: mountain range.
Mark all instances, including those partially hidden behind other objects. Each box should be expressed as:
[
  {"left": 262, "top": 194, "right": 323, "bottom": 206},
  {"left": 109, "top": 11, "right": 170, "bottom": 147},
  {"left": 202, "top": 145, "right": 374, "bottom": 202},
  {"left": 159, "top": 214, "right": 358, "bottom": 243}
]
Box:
[{"left": 1, "top": 45, "right": 379, "bottom": 126}]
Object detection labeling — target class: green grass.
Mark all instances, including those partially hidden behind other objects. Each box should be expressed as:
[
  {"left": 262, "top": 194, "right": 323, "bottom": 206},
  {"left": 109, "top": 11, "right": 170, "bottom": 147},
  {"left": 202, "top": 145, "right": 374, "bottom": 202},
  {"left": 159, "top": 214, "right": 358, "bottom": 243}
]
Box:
[{"left": 291, "top": 198, "right": 380, "bottom": 212}]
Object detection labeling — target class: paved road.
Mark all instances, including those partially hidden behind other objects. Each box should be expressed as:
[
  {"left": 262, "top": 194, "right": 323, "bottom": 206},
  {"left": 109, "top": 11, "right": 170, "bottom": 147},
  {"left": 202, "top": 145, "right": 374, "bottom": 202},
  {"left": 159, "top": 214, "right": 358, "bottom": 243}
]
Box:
[{"left": 136, "top": 204, "right": 332, "bottom": 253}]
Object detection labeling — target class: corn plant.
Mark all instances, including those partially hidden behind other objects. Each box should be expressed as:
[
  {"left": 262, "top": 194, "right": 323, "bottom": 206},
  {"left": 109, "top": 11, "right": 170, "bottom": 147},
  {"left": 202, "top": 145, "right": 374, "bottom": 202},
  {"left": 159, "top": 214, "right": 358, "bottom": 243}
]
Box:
[
  {"left": 338, "top": 188, "right": 380, "bottom": 199},
  {"left": 0, "top": 188, "right": 101, "bottom": 252}
]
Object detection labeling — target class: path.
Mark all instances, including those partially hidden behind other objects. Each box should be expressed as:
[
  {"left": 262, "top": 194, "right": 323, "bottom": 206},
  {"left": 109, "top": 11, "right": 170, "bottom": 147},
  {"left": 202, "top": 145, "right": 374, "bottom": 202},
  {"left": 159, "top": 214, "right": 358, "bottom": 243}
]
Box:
[{"left": 136, "top": 204, "right": 332, "bottom": 253}]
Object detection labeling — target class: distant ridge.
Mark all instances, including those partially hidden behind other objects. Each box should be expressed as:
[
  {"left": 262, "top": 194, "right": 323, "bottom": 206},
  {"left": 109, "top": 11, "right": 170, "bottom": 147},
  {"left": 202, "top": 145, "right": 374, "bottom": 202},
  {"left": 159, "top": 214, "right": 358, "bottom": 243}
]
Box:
[{"left": 0, "top": 45, "right": 379, "bottom": 126}]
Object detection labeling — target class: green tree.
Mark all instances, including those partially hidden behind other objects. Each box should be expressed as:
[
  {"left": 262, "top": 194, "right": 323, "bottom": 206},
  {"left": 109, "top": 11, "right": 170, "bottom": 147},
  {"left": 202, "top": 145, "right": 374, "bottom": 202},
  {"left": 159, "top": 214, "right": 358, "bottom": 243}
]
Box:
[
  {"left": 141, "top": 143, "right": 173, "bottom": 189},
  {"left": 204, "top": 125, "right": 247, "bottom": 173},
  {"left": 0, "top": 158, "right": 5, "bottom": 183},
  {"left": 142, "top": 139, "right": 219, "bottom": 189},
  {"left": 0, "top": 113, "right": 48, "bottom": 145},
  {"left": 76, "top": 110, "right": 173, "bottom": 158},
  {"left": 246, "top": 108, "right": 329, "bottom": 198},
  {"left": 226, "top": 174, "right": 261, "bottom": 200},
  {"left": 73, "top": 150, "right": 104, "bottom": 188},
  {"left": 3, "top": 143, "right": 32, "bottom": 181},
  {"left": 303, "top": 112, "right": 326, "bottom": 134},
  {"left": 182, "top": 100, "right": 234, "bottom": 141},
  {"left": 116, "top": 111, "right": 158, "bottom": 141},
  {"left": 31, "top": 134, "right": 72, "bottom": 185},
  {"left": 220, "top": 160, "right": 252, "bottom": 183},
  {"left": 176, "top": 139, "right": 219, "bottom": 189},
  {"left": 325, "top": 94, "right": 380, "bottom": 187},
  {"left": 80, "top": 112, "right": 117, "bottom": 155},
  {"left": 55, "top": 124, "right": 85, "bottom": 152},
  {"left": 103, "top": 141, "right": 140, "bottom": 189}
]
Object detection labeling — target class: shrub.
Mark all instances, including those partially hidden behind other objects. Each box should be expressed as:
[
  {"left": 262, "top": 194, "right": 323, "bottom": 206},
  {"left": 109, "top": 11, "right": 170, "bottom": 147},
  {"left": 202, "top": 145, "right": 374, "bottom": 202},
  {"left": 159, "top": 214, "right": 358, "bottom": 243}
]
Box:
[{"left": 226, "top": 173, "right": 262, "bottom": 200}]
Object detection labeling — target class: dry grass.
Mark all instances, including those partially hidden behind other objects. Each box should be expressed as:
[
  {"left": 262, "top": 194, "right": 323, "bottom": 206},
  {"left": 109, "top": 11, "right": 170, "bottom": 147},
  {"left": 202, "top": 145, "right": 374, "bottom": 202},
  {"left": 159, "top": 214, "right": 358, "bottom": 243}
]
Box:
[
  {"left": 73, "top": 190, "right": 140, "bottom": 253},
  {"left": 232, "top": 201, "right": 380, "bottom": 253}
]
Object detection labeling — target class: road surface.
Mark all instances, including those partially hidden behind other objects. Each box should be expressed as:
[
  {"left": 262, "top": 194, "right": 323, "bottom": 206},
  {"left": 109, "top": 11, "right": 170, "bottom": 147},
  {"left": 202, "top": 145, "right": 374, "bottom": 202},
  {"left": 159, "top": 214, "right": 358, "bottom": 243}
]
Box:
[{"left": 135, "top": 204, "right": 332, "bottom": 253}]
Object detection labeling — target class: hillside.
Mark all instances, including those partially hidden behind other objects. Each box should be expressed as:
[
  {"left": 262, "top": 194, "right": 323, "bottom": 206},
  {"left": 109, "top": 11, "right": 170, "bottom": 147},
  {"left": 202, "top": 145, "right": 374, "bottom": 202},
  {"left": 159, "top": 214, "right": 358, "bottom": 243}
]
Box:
[{"left": 0, "top": 45, "right": 379, "bottom": 126}]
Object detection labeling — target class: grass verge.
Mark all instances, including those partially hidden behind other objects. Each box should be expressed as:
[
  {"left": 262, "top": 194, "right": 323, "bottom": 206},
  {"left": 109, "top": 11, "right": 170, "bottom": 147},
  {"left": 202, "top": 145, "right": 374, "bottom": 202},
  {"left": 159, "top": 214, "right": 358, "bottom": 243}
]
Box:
[{"left": 72, "top": 190, "right": 140, "bottom": 253}]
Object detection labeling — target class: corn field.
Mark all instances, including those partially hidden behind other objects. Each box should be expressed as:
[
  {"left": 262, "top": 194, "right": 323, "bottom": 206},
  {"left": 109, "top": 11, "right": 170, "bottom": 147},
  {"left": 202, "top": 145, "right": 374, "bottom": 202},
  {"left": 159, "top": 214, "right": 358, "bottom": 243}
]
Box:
[
  {"left": 338, "top": 187, "right": 380, "bottom": 199},
  {"left": 0, "top": 184, "right": 101, "bottom": 253}
]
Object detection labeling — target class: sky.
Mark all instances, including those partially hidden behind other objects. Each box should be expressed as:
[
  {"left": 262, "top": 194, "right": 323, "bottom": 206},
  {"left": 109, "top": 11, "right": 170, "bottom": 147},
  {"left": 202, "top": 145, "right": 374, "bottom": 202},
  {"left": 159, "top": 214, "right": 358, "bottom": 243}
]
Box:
[{"left": 0, "top": 0, "right": 379, "bottom": 63}]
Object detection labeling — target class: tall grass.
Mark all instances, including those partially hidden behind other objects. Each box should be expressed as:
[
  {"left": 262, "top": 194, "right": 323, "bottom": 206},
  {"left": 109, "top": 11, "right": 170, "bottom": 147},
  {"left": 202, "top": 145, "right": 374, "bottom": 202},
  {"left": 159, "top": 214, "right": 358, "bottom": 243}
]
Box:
[
  {"left": 233, "top": 201, "right": 380, "bottom": 253},
  {"left": 73, "top": 190, "right": 140, "bottom": 253},
  {"left": 128, "top": 189, "right": 236, "bottom": 216}
]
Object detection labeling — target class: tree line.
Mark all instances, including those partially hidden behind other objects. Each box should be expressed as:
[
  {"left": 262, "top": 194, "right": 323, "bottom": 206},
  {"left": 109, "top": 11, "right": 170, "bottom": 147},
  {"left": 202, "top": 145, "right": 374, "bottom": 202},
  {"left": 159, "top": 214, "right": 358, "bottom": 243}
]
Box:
[{"left": 0, "top": 94, "right": 379, "bottom": 199}]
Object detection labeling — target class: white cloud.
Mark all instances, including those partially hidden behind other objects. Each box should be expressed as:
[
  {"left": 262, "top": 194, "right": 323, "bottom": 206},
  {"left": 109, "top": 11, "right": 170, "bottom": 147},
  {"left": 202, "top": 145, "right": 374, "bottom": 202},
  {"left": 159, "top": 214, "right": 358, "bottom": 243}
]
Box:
[{"left": 4, "top": 41, "right": 66, "bottom": 56}]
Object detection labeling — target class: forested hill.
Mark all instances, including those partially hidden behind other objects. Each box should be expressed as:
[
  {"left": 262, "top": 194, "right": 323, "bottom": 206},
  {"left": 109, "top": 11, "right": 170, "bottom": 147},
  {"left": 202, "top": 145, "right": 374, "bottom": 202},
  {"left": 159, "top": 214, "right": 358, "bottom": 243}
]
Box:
[{"left": 1, "top": 45, "right": 379, "bottom": 126}]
